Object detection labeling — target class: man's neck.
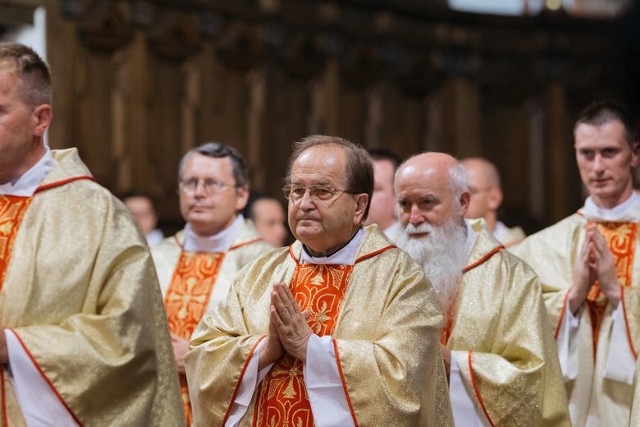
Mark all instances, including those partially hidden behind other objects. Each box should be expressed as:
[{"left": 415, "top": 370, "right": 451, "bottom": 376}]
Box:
[
  {"left": 484, "top": 213, "right": 497, "bottom": 233},
  {"left": 591, "top": 188, "right": 633, "bottom": 210}
]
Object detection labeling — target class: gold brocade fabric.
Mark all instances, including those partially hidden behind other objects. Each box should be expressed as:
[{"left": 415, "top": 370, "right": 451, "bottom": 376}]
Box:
[
  {"left": 450, "top": 220, "right": 570, "bottom": 426},
  {"left": 0, "top": 196, "right": 32, "bottom": 291},
  {"left": 152, "top": 222, "right": 272, "bottom": 426},
  {"left": 0, "top": 148, "right": 185, "bottom": 425},
  {"left": 185, "top": 226, "right": 453, "bottom": 426},
  {"left": 512, "top": 213, "right": 640, "bottom": 426},
  {"left": 254, "top": 264, "right": 353, "bottom": 426},
  {"left": 151, "top": 223, "right": 273, "bottom": 315}
]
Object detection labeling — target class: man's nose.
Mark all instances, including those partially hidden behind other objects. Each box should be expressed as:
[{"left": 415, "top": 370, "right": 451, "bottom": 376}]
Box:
[
  {"left": 298, "top": 189, "right": 315, "bottom": 209},
  {"left": 593, "top": 154, "right": 605, "bottom": 173},
  {"left": 408, "top": 205, "right": 424, "bottom": 225}
]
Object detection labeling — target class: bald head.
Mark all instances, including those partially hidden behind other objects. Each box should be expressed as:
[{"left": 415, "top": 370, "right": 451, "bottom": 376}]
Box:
[
  {"left": 460, "top": 157, "right": 503, "bottom": 229},
  {"left": 395, "top": 152, "right": 469, "bottom": 230}
]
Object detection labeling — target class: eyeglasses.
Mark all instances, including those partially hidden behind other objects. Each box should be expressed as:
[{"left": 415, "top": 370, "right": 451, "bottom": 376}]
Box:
[
  {"left": 179, "top": 178, "right": 236, "bottom": 195},
  {"left": 282, "top": 184, "right": 351, "bottom": 202}
]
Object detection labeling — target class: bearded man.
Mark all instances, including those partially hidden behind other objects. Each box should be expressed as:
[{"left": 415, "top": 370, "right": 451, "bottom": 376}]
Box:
[{"left": 394, "top": 152, "right": 570, "bottom": 426}]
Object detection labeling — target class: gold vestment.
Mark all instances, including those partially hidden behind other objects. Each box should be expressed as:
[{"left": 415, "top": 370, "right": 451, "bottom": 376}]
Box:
[
  {"left": 448, "top": 220, "right": 570, "bottom": 426},
  {"left": 0, "top": 148, "right": 184, "bottom": 425},
  {"left": 512, "top": 213, "right": 640, "bottom": 426},
  {"left": 151, "top": 222, "right": 272, "bottom": 423},
  {"left": 185, "top": 226, "right": 453, "bottom": 426}
]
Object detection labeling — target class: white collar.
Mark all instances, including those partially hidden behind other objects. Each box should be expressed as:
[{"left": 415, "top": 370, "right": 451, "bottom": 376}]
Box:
[
  {"left": 183, "top": 214, "right": 244, "bottom": 252},
  {"left": 299, "top": 228, "right": 366, "bottom": 266},
  {"left": 0, "top": 146, "right": 54, "bottom": 197},
  {"left": 582, "top": 192, "right": 640, "bottom": 222}
]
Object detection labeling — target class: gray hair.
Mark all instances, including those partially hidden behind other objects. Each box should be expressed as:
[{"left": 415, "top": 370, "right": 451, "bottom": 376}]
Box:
[
  {"left": 0, "top": 42, "right": 52, "bottom": 108},
  {"left": 178, "top": 142, "right": 250, "bottom": 188},
  {"left": 449, "top": 161, "right": 468, "bottom": 211}
]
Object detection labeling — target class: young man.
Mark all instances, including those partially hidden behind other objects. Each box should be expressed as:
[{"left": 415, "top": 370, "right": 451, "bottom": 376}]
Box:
[{"left": 512, "top": 101, "right": 640, "bottom": 425}]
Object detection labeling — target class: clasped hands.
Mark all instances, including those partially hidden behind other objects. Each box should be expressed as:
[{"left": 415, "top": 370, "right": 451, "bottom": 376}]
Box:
[
  {"left": 259, "top": 283, "right": 313, "bottom": 369},
  {"left": 569, "top": 222, "right": 620, "bottom": 313}
]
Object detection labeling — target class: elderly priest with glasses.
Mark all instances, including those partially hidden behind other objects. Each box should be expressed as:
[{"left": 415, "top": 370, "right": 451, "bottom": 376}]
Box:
[
  {"left": 151, "top": 142, "right": 273, "bottom": 423},
  {"left": 184, "top": 135, "right": 452, "bottom": 426}
]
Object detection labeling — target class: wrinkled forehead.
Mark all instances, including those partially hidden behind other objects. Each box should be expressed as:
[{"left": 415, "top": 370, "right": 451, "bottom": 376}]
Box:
[{"left": 290, "top": 145, "right": 347, "bottom": 184}]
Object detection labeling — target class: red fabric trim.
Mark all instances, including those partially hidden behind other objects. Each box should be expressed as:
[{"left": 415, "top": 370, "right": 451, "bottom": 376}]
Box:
[
  {"left": 1, "top": 368, "right": 7, "bottom": 426},
  {"left": 222, "top": 335, "right": 266, "bottom": 424},
  {"left": 332, "top": 339, "right": 359, "bottom": 427},
  {"left": 468, "top": 351, "right": 495, "bottom": 427},
  {"left": 229, "top": 237, "right": 264, "bottom": 251},
  {"left": 288, "top": 244, "right": 299, "bottom": 263},
  {"left": 8, "top": 329, "right": 82, "bottom": 426},
  {"left": 554, "top": 291, "right": 570, "bottom": 341},
  {"left": 621, "top": 287, "right": 638, "bottom": 359},
  {"left": 462, "top": 245, "right": 504, "bottom": 274},
  {"left": 34, "top": 176, "right": 95, "bottom": 194},
  {"left": 354, "top": 245, "right": 396, "bottom": 264}
]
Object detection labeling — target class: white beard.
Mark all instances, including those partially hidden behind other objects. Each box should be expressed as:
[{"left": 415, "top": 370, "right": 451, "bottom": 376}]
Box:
[{"left": 396, "top": 218, "right": 468, "bottom": 311}]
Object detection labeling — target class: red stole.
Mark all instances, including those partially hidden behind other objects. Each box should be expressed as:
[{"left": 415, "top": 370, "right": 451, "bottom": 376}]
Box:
[
  {"left": 253, "top": 263, "right": 354, "bottom": 427},
  {"left": 165, "top": 250, "right": 226, "bottom": 425},
  {"left": 586, "top": 221, "right": 637, "bottom": 357},
  {"left": 0, "top": 195, "right": 33, "bottom": 291}
]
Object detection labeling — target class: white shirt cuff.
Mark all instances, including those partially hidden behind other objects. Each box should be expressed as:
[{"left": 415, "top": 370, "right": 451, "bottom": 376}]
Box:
[
  {"left": 5, "top": 329, "right": 78, "bottom": 426},
  {"left": 603, "top": 303, "right": 636, "bottom": 384},
  {"left": 557, "top": 302, "right": 580, "bottom": 381},
  {"left": 304, "top": 334, "right": 354, "bottom": 427}
]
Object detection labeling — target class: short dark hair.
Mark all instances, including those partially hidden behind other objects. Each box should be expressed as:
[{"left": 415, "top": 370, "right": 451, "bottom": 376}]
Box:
[
  {"left": 0, "top": 42, "right": 51, "bottom": 108},
  {"left": 367, "top": 148, "right": 403, "bottom": 171},
  {"left": 286, "top": 135, "right": 374, "bottom": 220},
  {"left": 575, "top": 101, "right": 636, "bottom": 146},
  {"left": 178, "top": 142, "right": 250, "bottom": 188}
]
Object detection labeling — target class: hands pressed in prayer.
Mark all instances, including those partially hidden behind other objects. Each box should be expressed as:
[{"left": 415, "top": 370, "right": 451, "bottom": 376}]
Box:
[
  {"left": 589, "top": 225, "right": 620, "bottom": 306},
  {"left": 259, "top": 306, "right": 285, "bottom": 369},
  {"left": 170, "top": 332, "right": 189, "bottom": 374},
  {"left": 569, "top": 223, "right": 620, "bottom": 314},
  {"left": 270, "top": 283, "right": 313, "bottom": 362}
]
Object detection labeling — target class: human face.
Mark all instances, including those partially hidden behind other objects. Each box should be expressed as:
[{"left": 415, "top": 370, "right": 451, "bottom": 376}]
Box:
[
  {"left": 287, "top": 144, "right": 368, "bottom": 256},
  {"left": 0, "top": 69, "right": 50, "bottom": 184},
  {"left": 395, "top": 154, "right": 468, "bottom": 239},
  {"left": 363, "top": 159, "right": 397, "bottom": 229},
  {"left": 575, "top": 121, "right": 640, "bottom": 209},
  {"left": 124, "top": 196, "right": 158, "bottom": 235},
  {"left": 252, "top": 198, "right": 288, "bottom": 247},
  {"left": 462, "top": 161, "right": 500, "bottom": 220},
  {"left": 178, "top": 153, "right": 248, "bottom": 236}
]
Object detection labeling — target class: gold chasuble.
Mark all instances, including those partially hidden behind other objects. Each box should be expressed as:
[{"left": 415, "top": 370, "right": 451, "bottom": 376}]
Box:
[
  {"left": 254, "top": 262, "right": 353, "bottom": 426},
  {"left": 185, "top": 226, "right": 453, "bottom": 426},
  {"left": 153, "top": 224, "right": 272, "bottom": 424},
  {"left": 512, "top": 213, "right": 640, "bottom": 426},
  {"left": 0, "top": 149, "right": 184, "bottom": 425},
  {"left": 446, "top": 221, "right": 570, "bottom": 426}
]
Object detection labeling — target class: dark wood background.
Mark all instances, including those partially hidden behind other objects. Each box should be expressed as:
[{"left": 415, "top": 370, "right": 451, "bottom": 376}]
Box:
[{"left": 2, "top": 0, "right": 638, "bottom": 234}]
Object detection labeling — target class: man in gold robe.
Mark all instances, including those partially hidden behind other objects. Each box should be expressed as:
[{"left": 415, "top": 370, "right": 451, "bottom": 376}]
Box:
[
  {"left": 0, "top": 42, "right": 184, "bottom": 424},
  {"left": 185, "top": 135, "right": 452, "bottom": 426},
  {"left": 512, "top": 101, "right": 640, "bottom": 426},
  {"left": 461, "top": 157, "right": 525, "bottom": 247},
  {"left": 394, "top": 152, "right": 570, "bottom": 426},
  {"left": 151, "top": 142, "right": 273, "bottom": 422}
]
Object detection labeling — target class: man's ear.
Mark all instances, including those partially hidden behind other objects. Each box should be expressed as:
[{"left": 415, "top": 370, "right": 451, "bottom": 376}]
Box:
[
  {"left": 631, "top": 141, "right": 640, "bottom": 168},
  {"left": 487, "top": 187, "right": 503, "bottom": 211},
  {"left": 235, "top": 186, "right": 250, "bottom": 211},
  {"left": 459, "top": 191, "right": 470, "bottom": 216},
  {"left": 31, "top": 104, "right": 52, "bottom": 138},
  {"left": 354, "top": 193, "right": 369, "bottom": 225}
]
